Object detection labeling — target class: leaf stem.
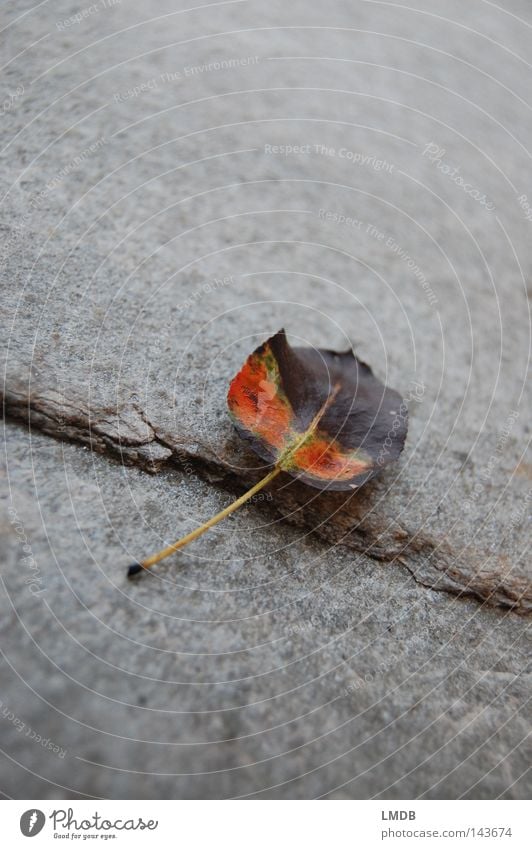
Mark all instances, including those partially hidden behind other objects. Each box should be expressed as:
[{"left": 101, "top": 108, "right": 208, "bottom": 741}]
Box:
[{"left": 127, "top": 466, "right": 281, "bottom": 577}]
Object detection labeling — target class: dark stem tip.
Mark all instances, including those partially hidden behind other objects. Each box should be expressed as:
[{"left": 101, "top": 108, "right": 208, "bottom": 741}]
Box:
[{"left": 127, "top": 561, "right": 144, "bottom": 578}]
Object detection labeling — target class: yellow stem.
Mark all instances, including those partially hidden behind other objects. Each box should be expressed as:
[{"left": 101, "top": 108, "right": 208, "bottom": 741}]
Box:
[{"left": 128, "top": 467, "right": 281, "bottom": 576}]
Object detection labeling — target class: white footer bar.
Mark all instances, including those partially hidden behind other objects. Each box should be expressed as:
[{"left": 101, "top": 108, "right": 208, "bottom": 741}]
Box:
[{"left": 2, "top": 799, "right": 529, "bottom": 848}]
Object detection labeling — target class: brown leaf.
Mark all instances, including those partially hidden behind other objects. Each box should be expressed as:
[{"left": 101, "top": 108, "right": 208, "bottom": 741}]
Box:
[{"left": 227, "top": 329, "right": 408, "bottom": 490}]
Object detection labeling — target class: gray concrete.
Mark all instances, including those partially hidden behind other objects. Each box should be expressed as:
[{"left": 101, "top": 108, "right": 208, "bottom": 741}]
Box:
[{"left": 0, "top": 0, "right": 530, "bottom": 798}]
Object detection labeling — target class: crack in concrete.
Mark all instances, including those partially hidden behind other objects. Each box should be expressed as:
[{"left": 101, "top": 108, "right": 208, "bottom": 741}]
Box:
[{"left": 2, "top": 392, "right": 530, "bottom": 614}]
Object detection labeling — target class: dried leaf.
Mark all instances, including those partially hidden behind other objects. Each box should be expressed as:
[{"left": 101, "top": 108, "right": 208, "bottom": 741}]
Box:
[{"left": 128, "top": 329, "right": 408, "bottom": 575}]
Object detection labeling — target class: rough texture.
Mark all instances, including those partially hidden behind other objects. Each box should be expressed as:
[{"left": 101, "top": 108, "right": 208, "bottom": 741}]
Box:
[
  {"left": 0, "top": 0, "right": 531, "bottom": 799},
  {"left": 3, "top": 367, "right": 530, "bottom": 612}
]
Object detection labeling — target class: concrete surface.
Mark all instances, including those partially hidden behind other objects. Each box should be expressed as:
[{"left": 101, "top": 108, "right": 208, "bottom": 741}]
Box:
[{"left": 0, "top": 0, "right": 530, "bottom": 798}]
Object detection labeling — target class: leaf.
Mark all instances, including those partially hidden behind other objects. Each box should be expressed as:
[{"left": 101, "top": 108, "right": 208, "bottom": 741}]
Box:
[{"left": 227, "top": 329, "right": 407, "bottom": 491}]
